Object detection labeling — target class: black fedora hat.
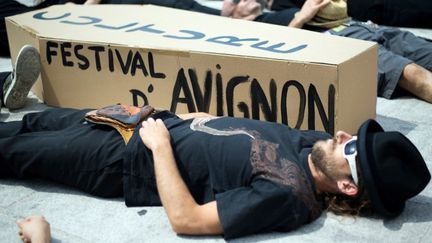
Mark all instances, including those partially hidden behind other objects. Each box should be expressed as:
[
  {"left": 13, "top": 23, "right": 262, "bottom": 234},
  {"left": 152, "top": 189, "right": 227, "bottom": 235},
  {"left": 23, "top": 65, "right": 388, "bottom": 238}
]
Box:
[{"left": 356, "top": 119, "right": 431, "bottom": 217}]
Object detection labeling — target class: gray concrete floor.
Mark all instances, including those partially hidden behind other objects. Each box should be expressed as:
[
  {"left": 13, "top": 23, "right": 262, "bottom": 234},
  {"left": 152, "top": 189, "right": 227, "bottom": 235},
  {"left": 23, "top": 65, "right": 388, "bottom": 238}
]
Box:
[{"left": 2, "top": 3, "right": 432, "bottom": 243}]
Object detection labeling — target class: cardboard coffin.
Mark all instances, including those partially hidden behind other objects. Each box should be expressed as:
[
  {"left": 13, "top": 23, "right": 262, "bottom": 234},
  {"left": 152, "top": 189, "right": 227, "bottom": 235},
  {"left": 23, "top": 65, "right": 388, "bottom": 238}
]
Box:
[{"left": 6, "top": 4, "right": 377, "bottom": 135}]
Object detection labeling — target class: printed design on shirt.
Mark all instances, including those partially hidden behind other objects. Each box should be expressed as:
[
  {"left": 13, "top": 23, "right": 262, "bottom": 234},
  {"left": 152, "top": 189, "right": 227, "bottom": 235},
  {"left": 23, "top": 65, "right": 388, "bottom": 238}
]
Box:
[
  {"left": 189, "top": 117, "right": 320, "bottom": 218},
  {"left": 190, "top": 117, "right": 255, "bottom": 139},
  {"left": 250, "top": 134, "right": 322, "bottom": 219}
]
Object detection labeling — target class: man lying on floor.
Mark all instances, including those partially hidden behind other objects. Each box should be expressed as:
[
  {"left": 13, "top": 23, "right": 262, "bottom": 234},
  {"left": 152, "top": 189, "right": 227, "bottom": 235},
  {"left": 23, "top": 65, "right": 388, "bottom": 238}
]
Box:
[{"left": 1, "top": 45, "right": 431, "bottom": 239}]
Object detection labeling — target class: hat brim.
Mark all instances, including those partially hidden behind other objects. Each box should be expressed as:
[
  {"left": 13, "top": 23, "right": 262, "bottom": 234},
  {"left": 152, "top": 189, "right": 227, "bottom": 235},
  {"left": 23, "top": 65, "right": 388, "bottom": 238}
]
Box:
[
  {"left": 357, "top": 119, "right": 404, "bottom": 217},
  {"left": 307, "top": 17, "right": 351, "bottom": 29}
]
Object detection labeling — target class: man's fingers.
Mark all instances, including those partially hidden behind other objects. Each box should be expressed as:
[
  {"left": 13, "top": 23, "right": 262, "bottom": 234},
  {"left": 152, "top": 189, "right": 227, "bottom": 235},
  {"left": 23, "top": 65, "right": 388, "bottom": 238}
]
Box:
[
  {"left": 320, "top": 0, "right": 331, "bottom": 8},
  {"left": 142, "top": 118, "right": 164, "bottom": 128},
  {"left": 145, "top": 117, "right": 155, "bottom": 123},
  {"left": 242, "top": 0, "right": 260, "bottom": 9},
  {"left": 155, "top": 118, "right": 164, "bottom": 126},
  {"left": 16, "top": 219, "right": 24, "bottom": 227},
  {"left": 142, "top": 117, "right": 155, "bottom": 127}
]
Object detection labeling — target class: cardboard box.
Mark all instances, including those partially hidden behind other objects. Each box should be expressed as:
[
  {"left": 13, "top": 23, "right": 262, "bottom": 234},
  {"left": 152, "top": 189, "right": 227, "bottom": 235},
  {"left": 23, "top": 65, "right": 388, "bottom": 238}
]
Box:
[{"left": 6, "top": 4, "right": 377, "bottom": 135}]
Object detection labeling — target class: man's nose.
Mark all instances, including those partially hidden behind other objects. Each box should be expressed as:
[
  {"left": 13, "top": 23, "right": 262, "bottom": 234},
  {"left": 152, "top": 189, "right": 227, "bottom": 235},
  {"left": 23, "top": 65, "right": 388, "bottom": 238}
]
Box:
[{"left": 335, "top": 130, "right": 352, "bottom": 144}]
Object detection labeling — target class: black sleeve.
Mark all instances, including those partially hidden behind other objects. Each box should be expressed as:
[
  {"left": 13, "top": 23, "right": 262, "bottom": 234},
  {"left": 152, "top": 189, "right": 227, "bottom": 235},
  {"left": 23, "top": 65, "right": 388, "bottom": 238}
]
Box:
[
  {"left": 215, "top": 178, "right": 312, "bottom": 239},
  {"left": 254, "top": 8, "right": 300, "bottom": 26}
]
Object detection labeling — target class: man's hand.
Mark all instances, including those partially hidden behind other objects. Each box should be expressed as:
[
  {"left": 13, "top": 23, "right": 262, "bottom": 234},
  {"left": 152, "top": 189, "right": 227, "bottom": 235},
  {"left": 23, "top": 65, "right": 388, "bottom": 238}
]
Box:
[
  {"left": 139, "top": 118, "right": 170, "bottom": 152},
  {"left": 289, "top": 0, "right": 331, "bottom": 28},
  {"left": 17, "top": 215, "right": 51, "bottom": 243},
  {"left": 222, "top": 0, "right": 262, "bottom": 20},
  {"left": 267, "top": 0, "right": 273, "bottom": 9}
]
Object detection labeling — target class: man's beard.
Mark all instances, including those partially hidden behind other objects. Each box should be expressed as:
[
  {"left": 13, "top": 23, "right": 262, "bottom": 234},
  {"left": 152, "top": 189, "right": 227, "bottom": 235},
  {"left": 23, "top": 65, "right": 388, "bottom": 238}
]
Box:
[{"left": 311, "top": 140, "right": 340, "bottom": 181}]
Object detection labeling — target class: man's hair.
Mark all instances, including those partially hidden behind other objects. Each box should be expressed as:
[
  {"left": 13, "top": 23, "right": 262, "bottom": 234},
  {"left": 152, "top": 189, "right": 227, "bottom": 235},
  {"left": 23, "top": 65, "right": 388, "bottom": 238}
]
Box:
[
  {"left": 324, "top": 191, "right": 372, "bottom": 216},
  {"left": 324, "top": 172, "right": 373, "bottom": 216}
]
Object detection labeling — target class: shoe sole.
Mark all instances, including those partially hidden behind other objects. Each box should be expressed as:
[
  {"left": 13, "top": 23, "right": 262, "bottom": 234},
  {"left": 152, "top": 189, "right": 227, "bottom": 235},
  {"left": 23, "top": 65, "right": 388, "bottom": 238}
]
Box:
[{"left": 4, "top": 45, "right": 41, "bottom": 110}]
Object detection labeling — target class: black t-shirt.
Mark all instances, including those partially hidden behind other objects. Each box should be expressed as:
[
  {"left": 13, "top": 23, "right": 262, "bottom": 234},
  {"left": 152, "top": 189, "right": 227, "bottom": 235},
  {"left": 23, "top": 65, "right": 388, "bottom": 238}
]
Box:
[{"left": 123, "top": 112, "right": 331, "bottom": 239}]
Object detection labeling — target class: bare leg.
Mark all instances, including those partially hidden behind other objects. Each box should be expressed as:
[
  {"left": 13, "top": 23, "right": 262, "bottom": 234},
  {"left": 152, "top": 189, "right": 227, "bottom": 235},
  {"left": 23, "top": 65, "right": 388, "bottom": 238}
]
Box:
[
  {"left": 16, "top": 215, "right": 51, "bottom": 243},
  {"left": 398, "top": 63, "right": 432, "bottom": 103}
]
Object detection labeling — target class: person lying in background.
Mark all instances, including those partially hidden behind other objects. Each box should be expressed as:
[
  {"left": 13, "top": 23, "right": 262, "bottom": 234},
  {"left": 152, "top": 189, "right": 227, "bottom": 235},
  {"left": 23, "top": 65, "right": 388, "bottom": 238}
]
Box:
[{"left": 224, "top": 0, "right": 432, "bottom": 103}]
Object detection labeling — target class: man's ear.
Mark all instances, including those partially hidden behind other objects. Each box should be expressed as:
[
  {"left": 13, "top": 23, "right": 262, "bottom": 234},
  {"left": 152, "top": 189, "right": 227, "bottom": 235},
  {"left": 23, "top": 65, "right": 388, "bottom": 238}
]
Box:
[{"left": 337, "top": 179, "right": 358, "bottom": 196}]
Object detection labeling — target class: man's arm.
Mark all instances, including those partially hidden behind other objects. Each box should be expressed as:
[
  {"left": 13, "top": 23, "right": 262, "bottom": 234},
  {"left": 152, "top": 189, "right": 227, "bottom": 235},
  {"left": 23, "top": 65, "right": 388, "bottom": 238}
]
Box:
[
  {"left": 222, "top": 0, "right": 262, "bottom": 20},
  {"left": 139, "top": 118, "right": 223, "bottom": 235},
  {"left": 288, "top": 0, "right": 330, "bottom": 28}
]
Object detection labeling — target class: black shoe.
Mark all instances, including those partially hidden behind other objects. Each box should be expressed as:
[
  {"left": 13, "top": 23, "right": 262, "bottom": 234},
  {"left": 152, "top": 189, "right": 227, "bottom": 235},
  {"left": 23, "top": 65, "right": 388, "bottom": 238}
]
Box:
[{"left": 3, "top": 45, "right": 41, "bottom": 110}]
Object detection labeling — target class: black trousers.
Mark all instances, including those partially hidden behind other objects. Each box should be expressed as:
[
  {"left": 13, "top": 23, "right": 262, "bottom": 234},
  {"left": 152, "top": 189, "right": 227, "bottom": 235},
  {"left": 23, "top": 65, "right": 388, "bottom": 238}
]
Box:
[
  {"left": 347, "top": 0, "right": 432, "bottom": 28},
  {"left": 330, "top": 22, "right": 432, "bottom": 99},
  {"left": 0, "top": 71, "right": 11, "bottom": 104},
  {"left": 0, "top": 108, "right": 125, "bottom": 198}
]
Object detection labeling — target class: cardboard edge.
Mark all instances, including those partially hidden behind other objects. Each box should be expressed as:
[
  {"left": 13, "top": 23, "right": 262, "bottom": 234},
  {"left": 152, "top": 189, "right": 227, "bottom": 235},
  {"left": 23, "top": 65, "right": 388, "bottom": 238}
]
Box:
[
  {"left": 6, "top": 4, "right": 376, "bottom": 65},
  {"left": 337, "top": 43, "right": 378, "bottom": 134}
]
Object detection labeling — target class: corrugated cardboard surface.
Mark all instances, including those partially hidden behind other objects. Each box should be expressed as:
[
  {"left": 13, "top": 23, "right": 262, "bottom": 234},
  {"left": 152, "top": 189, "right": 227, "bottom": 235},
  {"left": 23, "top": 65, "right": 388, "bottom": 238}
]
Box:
[{"left": 6, "top": 4, "right": 377, "bottom": 134}]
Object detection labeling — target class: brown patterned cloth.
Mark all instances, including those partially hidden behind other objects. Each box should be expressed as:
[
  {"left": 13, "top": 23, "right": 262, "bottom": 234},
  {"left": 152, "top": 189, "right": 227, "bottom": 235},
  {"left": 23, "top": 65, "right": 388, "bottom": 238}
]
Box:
[{"left": 85, "top": 104, "right": 155, "bottom": 144}]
